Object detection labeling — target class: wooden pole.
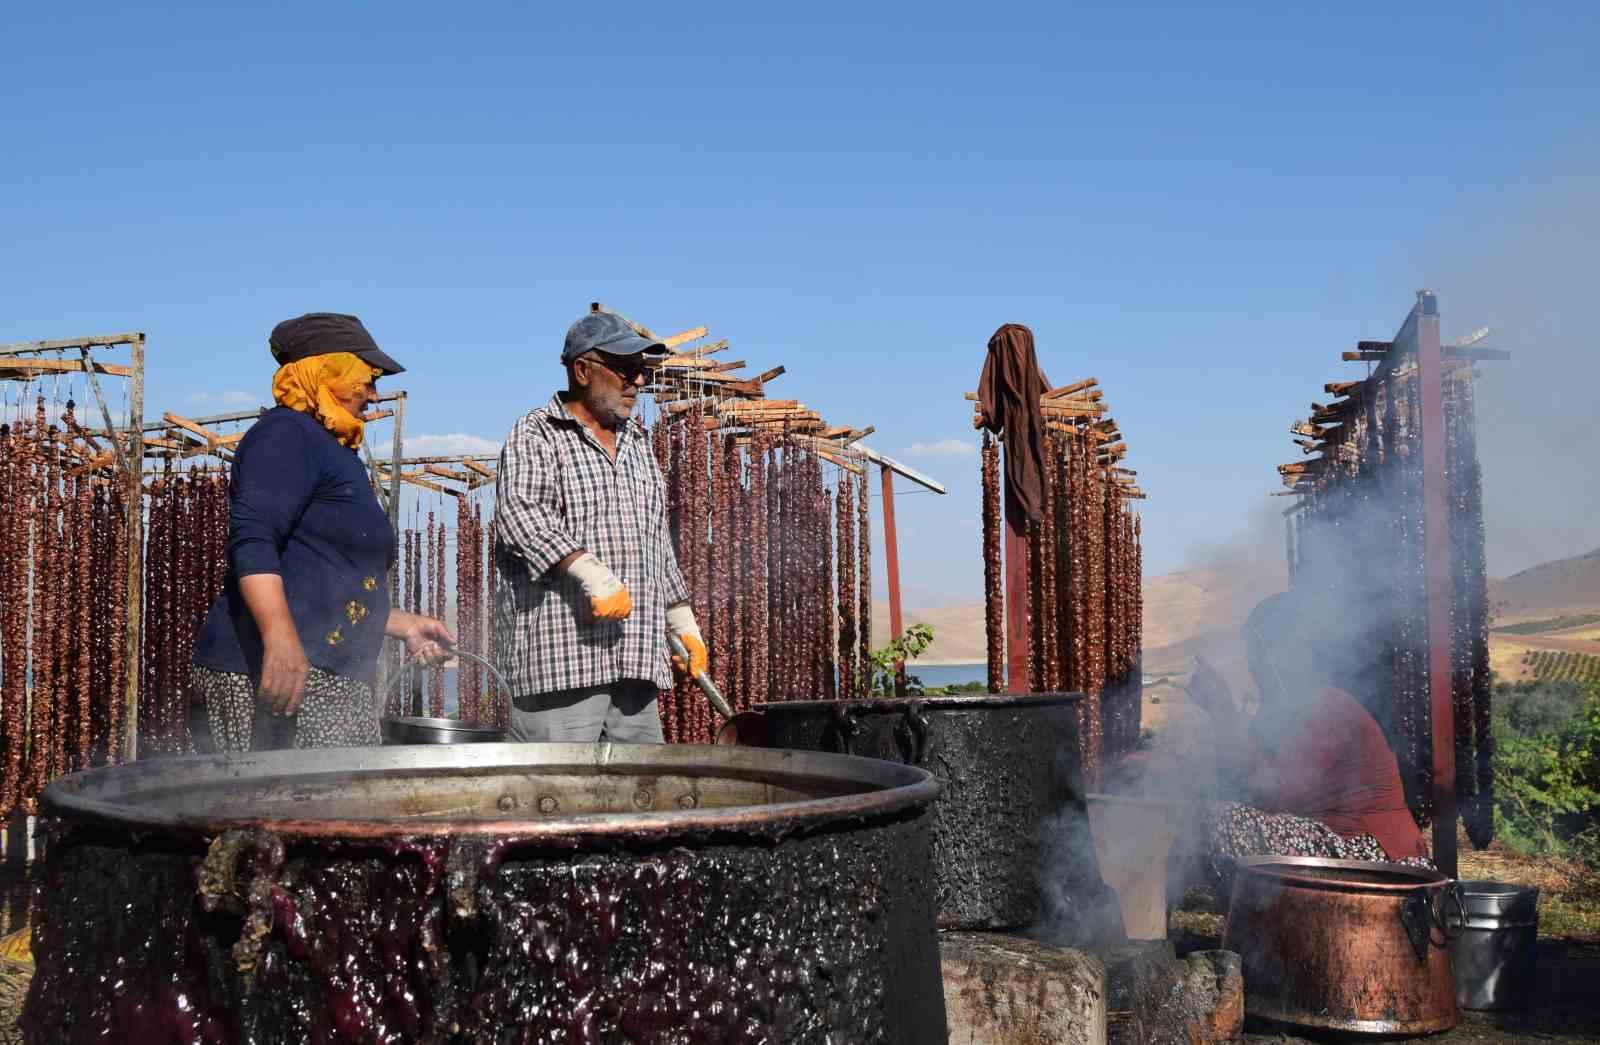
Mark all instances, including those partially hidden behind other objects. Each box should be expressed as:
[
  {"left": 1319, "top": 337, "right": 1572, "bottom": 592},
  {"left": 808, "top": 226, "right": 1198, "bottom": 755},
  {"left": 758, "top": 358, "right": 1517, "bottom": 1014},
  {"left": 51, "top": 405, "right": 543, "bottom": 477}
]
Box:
[
  {"left": 1415, "top": 291, "right": 1458, "bottom": 878},
  {"left": 388, "top": 392, "right": 405, "bottom": 537},
  {"left": 1003, "top": 486, "right": 1030, "bottom": 695},
  {"left": 879, "top": 465, "right": 906, "bottom": 695},
  {"left": 122, "top": 335, "right": 146, "bottom": 762}
]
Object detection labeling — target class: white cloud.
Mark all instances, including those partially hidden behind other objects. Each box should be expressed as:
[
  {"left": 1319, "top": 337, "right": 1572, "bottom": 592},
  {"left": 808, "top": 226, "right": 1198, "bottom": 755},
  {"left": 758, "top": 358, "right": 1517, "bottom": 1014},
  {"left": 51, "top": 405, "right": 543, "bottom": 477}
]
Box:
[
  {"left": 904, "top": 438, "right": 976, "bottom": 458},
  {"left": 185, "top": 389, "right": 259, "bottom": 408},
  {"left": 405, "top": 432, "right": 500, "bottom": 456}
]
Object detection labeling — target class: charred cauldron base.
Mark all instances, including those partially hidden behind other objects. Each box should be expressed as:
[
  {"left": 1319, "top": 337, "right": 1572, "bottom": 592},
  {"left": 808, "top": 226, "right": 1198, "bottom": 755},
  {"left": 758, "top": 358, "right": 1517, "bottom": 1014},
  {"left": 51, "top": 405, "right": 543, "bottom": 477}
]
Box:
[
  {"left": 24, "top": 743, "right": 946, "bottom": 1045},
  {"left": 730, "top": 693, "right": 1091, "bottom": 932}
]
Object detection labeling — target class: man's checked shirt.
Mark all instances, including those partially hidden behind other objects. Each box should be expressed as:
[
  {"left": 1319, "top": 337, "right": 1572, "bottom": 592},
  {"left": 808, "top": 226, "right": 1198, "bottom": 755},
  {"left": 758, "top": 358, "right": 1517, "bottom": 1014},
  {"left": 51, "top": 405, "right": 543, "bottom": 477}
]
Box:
[{"left": 493, "top": 395, "right": 689, "bottom": 696}]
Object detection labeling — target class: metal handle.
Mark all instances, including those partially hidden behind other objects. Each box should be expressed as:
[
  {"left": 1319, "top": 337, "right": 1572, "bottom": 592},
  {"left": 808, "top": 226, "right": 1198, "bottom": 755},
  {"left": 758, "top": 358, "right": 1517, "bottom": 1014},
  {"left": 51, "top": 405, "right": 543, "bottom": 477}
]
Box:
[
  {"left": 830, "top": 703, "right": 860, "bottom": 755},
  {"left": 444, "top": 643, "right": 512, "bottom": 696},
  {"left": 1437, "top": 881, "right": 1466, "bottom": 941},
  {"left": 898, "top": 701, "right": 931, "bottom": 766},
  {"left": 666, "top": 632, "right": 733, "bottom": 719}
]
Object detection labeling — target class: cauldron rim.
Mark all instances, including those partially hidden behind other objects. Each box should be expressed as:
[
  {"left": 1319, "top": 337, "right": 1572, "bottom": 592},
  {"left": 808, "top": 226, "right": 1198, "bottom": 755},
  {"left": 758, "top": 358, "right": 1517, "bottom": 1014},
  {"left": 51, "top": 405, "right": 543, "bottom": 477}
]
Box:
[
  {"left": 1235, "top": 855, "right": 1450, "bottom": 893},
  {"left": 40, "top": 742, "right": 939, "bottom": 844},
  {"left": 754, "top": 692, "right": 1085, "bottom": 711}
]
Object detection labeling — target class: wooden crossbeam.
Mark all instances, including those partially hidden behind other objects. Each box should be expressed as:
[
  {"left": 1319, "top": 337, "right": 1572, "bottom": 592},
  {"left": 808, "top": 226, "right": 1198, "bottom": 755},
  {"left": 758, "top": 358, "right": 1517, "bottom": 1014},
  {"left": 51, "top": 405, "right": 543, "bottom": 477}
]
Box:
[
  {"left": 663, "top": 326, "right": 709, "bottom": 349},
  {"left": 0, "top": 358, "right": 133, "bottom": 378}
]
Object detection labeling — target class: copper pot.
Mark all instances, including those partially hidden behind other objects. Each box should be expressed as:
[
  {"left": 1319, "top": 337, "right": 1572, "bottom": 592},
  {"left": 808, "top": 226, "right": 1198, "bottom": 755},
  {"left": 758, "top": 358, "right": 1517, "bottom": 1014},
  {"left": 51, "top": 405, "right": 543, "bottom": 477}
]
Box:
[{"left": 1222, "top": 856, "right": 1464, "bottom": 1035}]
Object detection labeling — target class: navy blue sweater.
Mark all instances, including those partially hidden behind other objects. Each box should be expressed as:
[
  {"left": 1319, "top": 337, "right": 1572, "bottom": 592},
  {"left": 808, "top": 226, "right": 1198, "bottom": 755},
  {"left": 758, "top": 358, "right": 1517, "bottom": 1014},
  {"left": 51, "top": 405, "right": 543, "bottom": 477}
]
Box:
[{"left": 194, "top": 407, "right": 396, "bottom": 685}]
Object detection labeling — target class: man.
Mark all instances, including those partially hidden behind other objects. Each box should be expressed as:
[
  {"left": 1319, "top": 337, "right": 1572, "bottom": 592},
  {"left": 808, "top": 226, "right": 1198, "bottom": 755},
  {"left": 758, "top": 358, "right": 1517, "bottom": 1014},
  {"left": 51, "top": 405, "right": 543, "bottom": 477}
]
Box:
[{"left": 493, "top": 311, "right": 708, "bottom": 742}]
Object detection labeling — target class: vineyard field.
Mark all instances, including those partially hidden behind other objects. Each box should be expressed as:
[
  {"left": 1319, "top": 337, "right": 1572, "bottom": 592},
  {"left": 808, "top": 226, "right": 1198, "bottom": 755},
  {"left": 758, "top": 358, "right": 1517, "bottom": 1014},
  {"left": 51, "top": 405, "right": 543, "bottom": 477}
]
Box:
[{"left": 1522, "top": 649, "right": 1600, "bottom": 685}]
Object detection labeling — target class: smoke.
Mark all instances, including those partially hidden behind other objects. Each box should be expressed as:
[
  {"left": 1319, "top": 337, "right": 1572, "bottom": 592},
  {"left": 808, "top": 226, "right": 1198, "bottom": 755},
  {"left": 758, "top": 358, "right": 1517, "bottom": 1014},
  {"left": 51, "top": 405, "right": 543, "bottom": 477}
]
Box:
[{"left": 1420, "top": 170, "right": 1600, "bottom": 577}]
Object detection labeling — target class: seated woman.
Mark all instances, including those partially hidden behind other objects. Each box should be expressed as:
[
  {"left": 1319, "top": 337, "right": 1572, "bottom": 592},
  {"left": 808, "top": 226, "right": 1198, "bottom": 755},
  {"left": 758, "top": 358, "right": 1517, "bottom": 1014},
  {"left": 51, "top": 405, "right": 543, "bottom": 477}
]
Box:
[{"left": 1189, "top": 589, "right": 1431, "bottom": 895}]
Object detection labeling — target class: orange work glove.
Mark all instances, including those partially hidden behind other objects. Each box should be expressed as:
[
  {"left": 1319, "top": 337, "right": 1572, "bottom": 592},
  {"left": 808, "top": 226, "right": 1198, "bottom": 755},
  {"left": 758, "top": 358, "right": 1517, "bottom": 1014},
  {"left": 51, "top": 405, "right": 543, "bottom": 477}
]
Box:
[
  {"left": 666, "top": 604, "right": 708, "bottom": 678},
  {"left": 567, "top": 552, "right": 633, "bottom": 620}
]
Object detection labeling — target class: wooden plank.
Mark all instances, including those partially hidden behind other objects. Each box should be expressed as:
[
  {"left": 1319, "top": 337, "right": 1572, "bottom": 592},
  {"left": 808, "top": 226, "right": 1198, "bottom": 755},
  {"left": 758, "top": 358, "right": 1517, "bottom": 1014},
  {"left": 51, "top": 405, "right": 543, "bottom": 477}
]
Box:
[
  {"left": 1044, "top": 377, "right": 1098, "bottom": 400},
  {"left": 663, "top": 326, "right": 709, "bottom": 349},
  {"left": 424, "top": 464, "right": 471, "bottom": 483},
  {"left": 0, "top": 333, "right": 144, "bottom": 356},
  {"left": 462, "top": 459, "right": 496, "bottom": 480},
  {"left": 0, "top": 358, "right": 133, "bottom": 377},
  {"left": 163, "top": 411, "right": 222, "bottom": 447}
]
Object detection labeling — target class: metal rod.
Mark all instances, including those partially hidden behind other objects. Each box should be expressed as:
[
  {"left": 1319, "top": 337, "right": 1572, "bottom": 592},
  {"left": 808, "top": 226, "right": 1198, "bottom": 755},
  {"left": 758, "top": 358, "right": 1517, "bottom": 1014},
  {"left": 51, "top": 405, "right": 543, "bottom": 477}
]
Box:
[
  {"left": 1415, "top": 290, "right": 1458, "bottom": 879},
  {"left": 852, "top": 443, "right": 947, "bottom": 494},
  {"left": 123, "top": 335, "right": 146, "bottom": 762},
  {"left": 879, "top": 464, "right": 907, "bottom": 695}
]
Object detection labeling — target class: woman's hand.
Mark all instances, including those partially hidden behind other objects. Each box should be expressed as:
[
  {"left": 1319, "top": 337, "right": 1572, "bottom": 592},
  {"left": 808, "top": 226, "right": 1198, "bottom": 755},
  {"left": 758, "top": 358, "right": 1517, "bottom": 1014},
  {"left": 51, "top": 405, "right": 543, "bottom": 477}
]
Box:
[
  {"left": 260, "top": 632, "right": 311, "bottom": 716},
  {"left": 389, "top": 611, "right": 457, "bottom": 666}
]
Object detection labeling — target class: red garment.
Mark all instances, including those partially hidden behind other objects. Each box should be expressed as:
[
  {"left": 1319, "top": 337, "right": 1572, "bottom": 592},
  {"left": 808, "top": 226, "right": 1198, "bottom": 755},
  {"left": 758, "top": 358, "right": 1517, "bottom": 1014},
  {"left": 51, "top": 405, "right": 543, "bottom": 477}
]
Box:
[
  {"left": 1255, "top": 687, "right": 1427, "bottom": 861},
  {"left": 976, "top": 324, "right": 1050, "bottom": 523}
]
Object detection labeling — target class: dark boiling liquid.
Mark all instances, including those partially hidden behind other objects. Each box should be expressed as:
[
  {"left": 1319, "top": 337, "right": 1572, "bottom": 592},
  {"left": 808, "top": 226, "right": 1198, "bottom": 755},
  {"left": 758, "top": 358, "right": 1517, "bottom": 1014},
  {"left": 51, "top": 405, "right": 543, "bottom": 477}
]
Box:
[{"left": 23, "top": 817, "right": 939, "bottom": 1044}]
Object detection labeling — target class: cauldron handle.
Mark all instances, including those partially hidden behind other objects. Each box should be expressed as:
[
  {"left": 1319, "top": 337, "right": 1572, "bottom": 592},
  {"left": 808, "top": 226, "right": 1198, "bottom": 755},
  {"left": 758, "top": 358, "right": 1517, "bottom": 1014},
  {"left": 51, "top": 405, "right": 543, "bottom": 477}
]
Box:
[
  {"left": 1436, "top": 881, "right": 1467, "bottom": 942},
  {"left": 899, "top": 701, "right": 931, "bottom": 767},
  {"left": 1400, "top": 890, "right": 1431, "bottom": 963},
  {"left": 830, "top": 703, "right": 860, "bottom": 755}
]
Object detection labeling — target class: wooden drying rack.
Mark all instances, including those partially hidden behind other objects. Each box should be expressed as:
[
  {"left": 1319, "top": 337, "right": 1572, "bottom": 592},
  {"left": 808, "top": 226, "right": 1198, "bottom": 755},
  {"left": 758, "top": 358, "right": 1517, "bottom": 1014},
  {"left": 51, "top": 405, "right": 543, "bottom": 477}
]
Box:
[
  {"left": 962, "top": 379, "right": 1146, "bottom": 500},
  {"left": 0, "top": 333, "right": 147, "bottom": 763}
]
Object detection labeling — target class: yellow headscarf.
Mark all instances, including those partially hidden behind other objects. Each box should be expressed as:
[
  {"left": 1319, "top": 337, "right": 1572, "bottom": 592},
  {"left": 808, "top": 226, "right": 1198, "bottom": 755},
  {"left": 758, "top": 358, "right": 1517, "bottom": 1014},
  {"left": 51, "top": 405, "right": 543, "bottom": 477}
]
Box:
[{"left": 271, "top": 352, "right": 382, "bottom": 450}]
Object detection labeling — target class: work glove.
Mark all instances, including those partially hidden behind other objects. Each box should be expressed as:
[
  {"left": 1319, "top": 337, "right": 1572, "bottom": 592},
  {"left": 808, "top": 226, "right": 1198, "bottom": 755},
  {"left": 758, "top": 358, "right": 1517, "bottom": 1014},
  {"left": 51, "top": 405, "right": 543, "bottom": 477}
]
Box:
[
  {"left": 567, "top": 552, "right": 633, "bottom": 620},
  {"left": 667, "top": 603, "right": 709, "bottom": 679}
]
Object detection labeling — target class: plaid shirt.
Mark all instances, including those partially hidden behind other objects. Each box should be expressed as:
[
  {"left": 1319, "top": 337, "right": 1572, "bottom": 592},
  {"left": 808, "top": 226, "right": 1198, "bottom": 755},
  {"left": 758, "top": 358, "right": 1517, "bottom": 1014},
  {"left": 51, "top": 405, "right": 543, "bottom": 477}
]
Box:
[{"left": 493, "top": 395, "right": 690, "bottom": 696}]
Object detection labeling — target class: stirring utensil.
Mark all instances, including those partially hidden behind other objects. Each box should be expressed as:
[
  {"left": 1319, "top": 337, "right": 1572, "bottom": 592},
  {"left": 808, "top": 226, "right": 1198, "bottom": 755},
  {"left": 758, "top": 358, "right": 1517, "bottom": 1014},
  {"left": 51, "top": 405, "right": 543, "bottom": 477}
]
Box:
[{"left": 666, "top": 632, "right": 733, "bottom": 718}]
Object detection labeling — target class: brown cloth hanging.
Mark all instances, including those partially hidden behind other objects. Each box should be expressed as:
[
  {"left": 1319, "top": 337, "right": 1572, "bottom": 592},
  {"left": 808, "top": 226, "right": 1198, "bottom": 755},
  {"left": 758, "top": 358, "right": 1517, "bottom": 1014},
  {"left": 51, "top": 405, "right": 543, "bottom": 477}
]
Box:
[{"left": 977, "top": 323, "right": 1050, "bottom": 523}]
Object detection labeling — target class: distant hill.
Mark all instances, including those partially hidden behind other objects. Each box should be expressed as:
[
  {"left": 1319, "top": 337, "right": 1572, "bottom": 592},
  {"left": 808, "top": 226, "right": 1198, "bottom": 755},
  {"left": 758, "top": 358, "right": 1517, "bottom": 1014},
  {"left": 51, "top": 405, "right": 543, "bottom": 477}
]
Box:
[
  {"left": 875, "top": 546, "right": 1600, "bottom": 679},
  {"left": 1490, "top": 548, "right": 1600, "bottom": 625}
]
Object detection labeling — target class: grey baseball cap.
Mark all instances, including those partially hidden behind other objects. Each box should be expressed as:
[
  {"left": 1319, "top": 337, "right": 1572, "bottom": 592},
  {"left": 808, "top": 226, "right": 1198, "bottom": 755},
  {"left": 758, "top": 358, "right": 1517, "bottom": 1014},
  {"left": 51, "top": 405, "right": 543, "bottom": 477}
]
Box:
[{"left": 561, "top": 312, "right": 668, "bottom": 364}]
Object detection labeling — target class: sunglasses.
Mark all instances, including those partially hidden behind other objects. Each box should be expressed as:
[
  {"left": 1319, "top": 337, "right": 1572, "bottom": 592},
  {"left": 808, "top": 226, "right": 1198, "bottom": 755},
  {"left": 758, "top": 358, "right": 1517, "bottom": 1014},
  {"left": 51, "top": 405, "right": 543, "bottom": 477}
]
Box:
[{"left": 585, "top": 353, "right": 653, "bottom": 384}]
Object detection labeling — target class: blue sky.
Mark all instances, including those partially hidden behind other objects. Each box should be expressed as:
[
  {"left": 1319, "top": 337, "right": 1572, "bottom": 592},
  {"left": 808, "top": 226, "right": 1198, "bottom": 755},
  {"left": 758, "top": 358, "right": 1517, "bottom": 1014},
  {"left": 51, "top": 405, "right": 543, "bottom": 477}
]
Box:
[{"left": 4, "top": 2, "right": 1596, "bottom": 607}]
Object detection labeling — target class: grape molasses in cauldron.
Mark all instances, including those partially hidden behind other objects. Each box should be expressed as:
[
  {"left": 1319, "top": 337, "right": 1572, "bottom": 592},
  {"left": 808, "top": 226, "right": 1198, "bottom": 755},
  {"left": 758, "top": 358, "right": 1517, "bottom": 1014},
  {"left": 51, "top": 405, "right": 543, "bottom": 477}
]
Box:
[{"left": 24, "top": 743, "right": 947, "bottom": 1044}]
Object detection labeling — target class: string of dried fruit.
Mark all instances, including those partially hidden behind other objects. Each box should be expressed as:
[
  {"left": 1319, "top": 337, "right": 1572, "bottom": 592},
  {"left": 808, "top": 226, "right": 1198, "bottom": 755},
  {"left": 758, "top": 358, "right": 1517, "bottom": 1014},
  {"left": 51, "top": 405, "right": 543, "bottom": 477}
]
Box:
[
  {"left": 748, "top": 435, "right": 770, "bottom": 710},
  {"left": 707, "top": 429, "right": 726, "bottom": 731},
  {"left": 485, "top": 510, "right": 504, "bottom": 729},
  {"left": 724, "top": 435, "right": 743, "bottom": 716},
  {"left": 105, "top": 483, "right": 127, "bottom": 764},
  {"left": 1447, "top": 377, "right": 1493, "bottom": 846},
  {"left": 25, "top": 401, "right": 56, "bottom": 808},
  {"left": 655, "top": 413, "right": 678, "bottom": 741},
  {"left": 982, "top": 433, "right": 1003, "bottom": 692},
  {"left": 818, "top": 459, "right": 835, "bottom": 700},
  {"left": 836, "top": 474, "right": 856, "bottom": 699},
  {"left": 689, "top": 416, "right": 712, "bottom": 741},
  {"left": 1038, "top": 438, "right": 1059, "bottom": 692},
  {"left": 433, "top": 516, "right": 447, "bottom": 718},
  {"left": 856, "top": 466, "right": 870, "bottom": 695},
  {"left": 454, "top": 496, "right": 474, "bottom": 723},
  {"left": 810, "top": 452, "right": 827, "bottom": 699},
  {"left": 0, "top": 421, "right": 23, "bottom": 813},
  {"left": 74, "top": 463, "right": 93, "bottom": 770},
  {"left": 765, "top": 443, "right": 781, "bottom": 703}
]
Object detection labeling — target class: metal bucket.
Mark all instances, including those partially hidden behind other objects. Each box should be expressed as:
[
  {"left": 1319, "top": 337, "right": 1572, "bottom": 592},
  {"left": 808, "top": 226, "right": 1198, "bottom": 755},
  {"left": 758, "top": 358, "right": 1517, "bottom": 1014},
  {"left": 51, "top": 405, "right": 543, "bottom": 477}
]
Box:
[{"left": 1448, "top": 880, "right": 1539, "bottom": 1011}]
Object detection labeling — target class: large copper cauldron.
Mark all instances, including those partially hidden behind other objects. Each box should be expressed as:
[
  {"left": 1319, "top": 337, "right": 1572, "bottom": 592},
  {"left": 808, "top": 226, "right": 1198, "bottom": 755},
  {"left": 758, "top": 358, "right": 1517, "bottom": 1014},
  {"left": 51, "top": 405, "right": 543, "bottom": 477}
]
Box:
[{"left": 1222, "top": 856, "right": 1464, "bottom": 1035}]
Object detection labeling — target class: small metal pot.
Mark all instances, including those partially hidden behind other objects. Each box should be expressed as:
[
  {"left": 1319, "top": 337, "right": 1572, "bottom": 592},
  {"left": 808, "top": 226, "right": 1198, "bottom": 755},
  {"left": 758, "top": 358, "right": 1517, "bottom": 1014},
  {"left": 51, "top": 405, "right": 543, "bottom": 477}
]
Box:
[
  {"left": 1223, "top": 856, "right": 1463, "bottom": 1035},
  {"left": 381, "top": 715, "right": 505, "bottom": 745}
]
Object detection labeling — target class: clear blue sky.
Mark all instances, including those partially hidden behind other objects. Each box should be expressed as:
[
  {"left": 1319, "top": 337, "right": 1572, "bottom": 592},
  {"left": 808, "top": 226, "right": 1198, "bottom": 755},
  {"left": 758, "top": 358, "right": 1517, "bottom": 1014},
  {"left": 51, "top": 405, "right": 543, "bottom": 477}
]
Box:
[{"left": 4, "top": 2, "right": 1595, "bottom": 608}]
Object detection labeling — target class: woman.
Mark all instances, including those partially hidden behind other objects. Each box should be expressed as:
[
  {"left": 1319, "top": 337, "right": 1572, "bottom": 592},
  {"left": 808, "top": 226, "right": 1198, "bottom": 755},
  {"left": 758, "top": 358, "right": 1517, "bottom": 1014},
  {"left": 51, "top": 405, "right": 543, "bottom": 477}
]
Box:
[
  {"left": 1189, "top": 589, "right": 1431, "bottom": 894},
  {"left": 192, "top": 313, "right": 453, "bottom": 751}
]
